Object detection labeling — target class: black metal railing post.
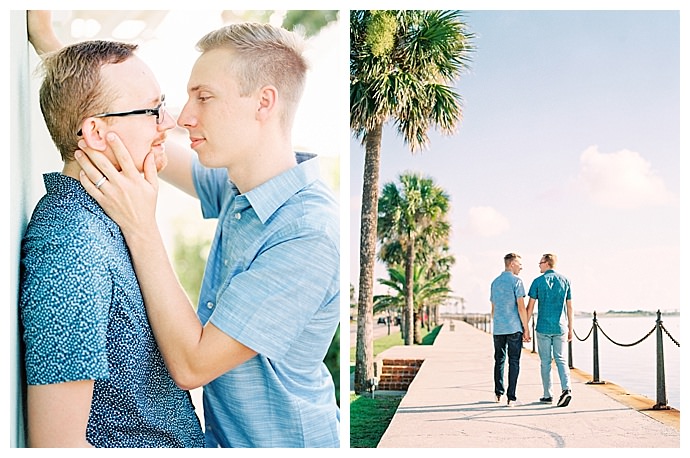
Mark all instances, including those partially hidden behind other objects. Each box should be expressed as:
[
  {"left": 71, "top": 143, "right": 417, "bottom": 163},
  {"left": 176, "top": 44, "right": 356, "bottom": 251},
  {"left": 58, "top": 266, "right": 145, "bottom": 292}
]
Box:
[
  {"left": 653, "top": 310, "right": 669, "bottom": 410},
  {"left": 588, "top": 311, "right": 605, "bottom": 384}
]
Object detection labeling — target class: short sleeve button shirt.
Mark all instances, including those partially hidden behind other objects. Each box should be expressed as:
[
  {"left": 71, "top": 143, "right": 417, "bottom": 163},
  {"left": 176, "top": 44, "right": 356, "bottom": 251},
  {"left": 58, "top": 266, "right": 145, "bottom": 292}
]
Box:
[
  {"left": 490, "top": 271, "right": 525, "bottom": 335},
  {"left": 528, "top": 269, "right": 572, "bottom": 335},
  {"left": 19, "top": 173, "right": 204, "bottom": 448},
  {"left": 192, "top": 155, "right": 340, "bottom": 448}
]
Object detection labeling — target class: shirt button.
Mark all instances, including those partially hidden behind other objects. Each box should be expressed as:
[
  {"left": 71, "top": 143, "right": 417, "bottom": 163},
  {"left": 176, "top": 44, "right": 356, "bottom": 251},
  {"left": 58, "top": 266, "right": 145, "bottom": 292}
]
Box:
[
  {"left": 206, "top": 301, "right": 214, "bottom": 309},
  {"left": 224, "top": 259, "right": 228, "bottom": 266},
  {"left": 234, "top": 213, "right": 241, "bottom": 220}
]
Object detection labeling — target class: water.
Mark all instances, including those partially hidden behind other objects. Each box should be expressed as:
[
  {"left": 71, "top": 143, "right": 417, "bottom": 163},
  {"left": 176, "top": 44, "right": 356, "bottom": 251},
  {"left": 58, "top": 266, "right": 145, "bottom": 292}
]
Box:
[{"left": 565, "top": 314, "right": 680, "bottom": 410}]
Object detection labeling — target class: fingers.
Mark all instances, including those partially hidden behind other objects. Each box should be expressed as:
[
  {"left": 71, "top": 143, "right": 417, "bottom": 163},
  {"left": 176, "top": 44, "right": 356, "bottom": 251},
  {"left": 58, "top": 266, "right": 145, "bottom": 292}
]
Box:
[
  {"left": 105, "top": 132, "right": 139, "bottom": 177},
  {"left": 142, "top": 152, "right": 159, "bottom": 190},
  {"left": 74, "top": 149, "right": 110, "bottom": 193}
]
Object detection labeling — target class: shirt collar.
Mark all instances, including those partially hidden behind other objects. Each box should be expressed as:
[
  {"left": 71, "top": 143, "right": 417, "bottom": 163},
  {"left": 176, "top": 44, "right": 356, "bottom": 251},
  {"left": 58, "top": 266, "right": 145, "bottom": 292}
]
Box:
[
  {"left": 43, "top": 172, "right": 114, "bottom": 222},
  {"left": 44, "top": 172, "right": 99, "bottom": 209},
  {"left": 244, "top": 154, "right": 320, "bottom": 224}
]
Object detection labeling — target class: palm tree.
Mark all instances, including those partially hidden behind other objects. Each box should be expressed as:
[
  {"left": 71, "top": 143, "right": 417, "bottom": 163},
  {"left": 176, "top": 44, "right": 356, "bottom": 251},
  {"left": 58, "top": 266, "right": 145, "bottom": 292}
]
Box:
[
  {"left": 378, "top": 207, "right": 452, "bottom": 334},
  {"left": 377, "top": 173, "right": 451, "bottom": 344},
  {"left": 351, "top": 10, "right": 473, "bottom": 392},
  {"left": 375, "top": 264, "right": 451, "bottom": 343}
]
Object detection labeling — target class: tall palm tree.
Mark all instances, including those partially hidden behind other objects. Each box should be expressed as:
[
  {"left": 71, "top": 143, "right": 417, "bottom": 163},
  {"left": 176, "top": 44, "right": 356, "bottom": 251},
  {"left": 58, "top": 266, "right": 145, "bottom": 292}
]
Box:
[
  {"left": 351, "top": 10, "right": 473, "bottom": 393},
  {"left": 378, "top": 173, "right": 451, "bottom": 345}
]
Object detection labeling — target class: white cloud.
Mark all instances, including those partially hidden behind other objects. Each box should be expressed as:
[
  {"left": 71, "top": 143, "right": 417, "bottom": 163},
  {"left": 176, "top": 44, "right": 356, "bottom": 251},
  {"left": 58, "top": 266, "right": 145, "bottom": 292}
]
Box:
[
  {"left": 576, "top": 145, "right": 675, "bottom": 209},
  {"left": 467, "top": 206, "right": 510, "bottom": 237}
]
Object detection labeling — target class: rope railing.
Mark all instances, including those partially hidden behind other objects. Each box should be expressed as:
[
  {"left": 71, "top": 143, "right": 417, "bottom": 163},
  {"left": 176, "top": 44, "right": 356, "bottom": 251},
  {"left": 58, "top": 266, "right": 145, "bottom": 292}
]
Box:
[
  {"left": 570, "top": 310, "right": 679, "bottom": 410},
  {"left": 456, "top": 310, "right": 679, "bottom": 410}
]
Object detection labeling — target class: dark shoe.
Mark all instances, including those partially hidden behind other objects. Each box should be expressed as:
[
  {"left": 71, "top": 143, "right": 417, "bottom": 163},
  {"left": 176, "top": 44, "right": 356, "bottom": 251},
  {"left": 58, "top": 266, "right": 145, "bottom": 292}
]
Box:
[
  {"left": 507, "top": 399, "right": 518, "bottom": 407},
  {"left": 557, "top": 390, "right": 572, "bottom": 407},
  {"left": 539, "top": 396, "right": 553, "bottom": 404},
  {"left": 495, "top": 394, "right": 501, "bottom": 403}
]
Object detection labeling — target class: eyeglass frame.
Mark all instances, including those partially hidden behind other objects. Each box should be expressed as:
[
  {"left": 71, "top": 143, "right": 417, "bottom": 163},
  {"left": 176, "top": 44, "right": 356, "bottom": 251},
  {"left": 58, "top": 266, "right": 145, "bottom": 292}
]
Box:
[{"left": 76, "top": 96, "right": 166, "bottom": 136}]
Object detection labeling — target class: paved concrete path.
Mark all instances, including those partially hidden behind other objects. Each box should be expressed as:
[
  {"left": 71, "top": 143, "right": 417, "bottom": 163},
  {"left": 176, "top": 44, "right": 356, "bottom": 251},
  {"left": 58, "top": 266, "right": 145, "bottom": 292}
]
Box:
[{"left": 374, "top": 320, "right": 680, "bottom": 448}]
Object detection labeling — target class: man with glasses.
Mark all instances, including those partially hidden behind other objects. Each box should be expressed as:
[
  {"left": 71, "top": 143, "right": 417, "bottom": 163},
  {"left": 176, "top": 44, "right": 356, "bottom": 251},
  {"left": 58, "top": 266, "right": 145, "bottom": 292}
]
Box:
[
  {"left": 490, "top": 253, "right": 531, "bottom": 407},
  {"left": 20, "top": 15, "right": 204, "bottom": 447},
  {"left": 526, "top": 253, "right": 574, "bottom": 407}
]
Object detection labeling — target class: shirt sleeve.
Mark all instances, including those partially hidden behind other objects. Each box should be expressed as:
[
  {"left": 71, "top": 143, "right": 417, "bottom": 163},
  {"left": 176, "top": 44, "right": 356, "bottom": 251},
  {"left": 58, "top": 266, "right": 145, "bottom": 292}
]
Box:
[
  {"left": 209, "top": 225, "right": 339, "bottom": 362},
  {"left": 515, "top": 278, "right": 526, "bottom": 298},
  {"left": 20, "top": 230, "right": 112, "bottom": 385}
]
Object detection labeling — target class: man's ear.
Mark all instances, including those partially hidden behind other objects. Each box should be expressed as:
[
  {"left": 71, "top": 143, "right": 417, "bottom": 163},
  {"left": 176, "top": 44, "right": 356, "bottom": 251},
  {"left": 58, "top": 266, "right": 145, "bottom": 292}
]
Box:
[
  {"left": 78, "top": 118, "right": 108, "bottom": 151},
  {"left": 256, "top": 85, "right": 278, "bottom": 121}
]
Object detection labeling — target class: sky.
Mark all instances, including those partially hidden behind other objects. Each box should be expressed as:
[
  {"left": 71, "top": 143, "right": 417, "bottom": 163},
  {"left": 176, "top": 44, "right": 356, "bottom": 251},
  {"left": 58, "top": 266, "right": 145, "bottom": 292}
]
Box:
[{"left": 349, "top": 9, "right": 682, "bottom": 314}]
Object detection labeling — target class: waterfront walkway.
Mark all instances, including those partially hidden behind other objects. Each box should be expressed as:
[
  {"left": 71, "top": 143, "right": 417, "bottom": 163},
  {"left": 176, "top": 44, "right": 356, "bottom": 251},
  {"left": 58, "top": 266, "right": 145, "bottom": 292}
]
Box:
[{"left": 372, "top": 320, "right": 680, "bottom": 448}]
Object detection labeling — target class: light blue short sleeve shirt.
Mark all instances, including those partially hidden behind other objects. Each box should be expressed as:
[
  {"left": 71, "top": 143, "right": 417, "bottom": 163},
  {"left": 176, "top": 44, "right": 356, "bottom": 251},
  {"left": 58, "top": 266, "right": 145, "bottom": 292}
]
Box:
[
  {"left": 192, "top": 155, "right": 340, "bottom": 448},
  {"left": 490, "top": 271, "right": 525, "bottom": 335},
  {"left": 528, "top": 269, "right": 572, "bottom": 334}
]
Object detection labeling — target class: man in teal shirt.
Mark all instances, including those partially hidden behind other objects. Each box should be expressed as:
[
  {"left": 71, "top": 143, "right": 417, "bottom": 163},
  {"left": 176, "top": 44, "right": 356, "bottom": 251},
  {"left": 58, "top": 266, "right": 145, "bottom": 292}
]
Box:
[{"left": 526, "top": 253, "right": 573, "bottom": 407}]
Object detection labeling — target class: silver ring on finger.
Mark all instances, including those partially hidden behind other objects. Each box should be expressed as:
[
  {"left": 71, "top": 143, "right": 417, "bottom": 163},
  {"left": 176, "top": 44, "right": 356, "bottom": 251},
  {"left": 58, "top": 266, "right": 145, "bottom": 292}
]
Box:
[{"left": 95, "top": 176, "right": 107, "bottom": 190}]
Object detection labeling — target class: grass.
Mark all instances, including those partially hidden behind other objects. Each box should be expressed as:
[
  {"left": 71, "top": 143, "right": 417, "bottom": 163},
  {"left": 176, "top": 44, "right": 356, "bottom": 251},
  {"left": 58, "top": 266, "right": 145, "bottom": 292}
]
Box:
[
  {"left": 349, "top": 324, "right": 442, "bottom": 447},
  {"left": 350, "top": 393, "right": 404, "bottom": 448},
  {"left": 349, "top": 324, "right": 440, "bottom": 365}
]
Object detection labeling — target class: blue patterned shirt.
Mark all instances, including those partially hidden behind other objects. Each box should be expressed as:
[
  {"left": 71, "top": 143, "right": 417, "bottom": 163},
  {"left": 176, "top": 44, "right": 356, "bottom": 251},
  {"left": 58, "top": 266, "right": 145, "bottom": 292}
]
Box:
[
  {"left": 528, "top": 269, "right": 572, "bottom": 335},
  {"left": 192, "top": 155, "right": 340, "bottom": 447},
  {"left": 490, "top": 271, "right": 525, "bottom": 335},
  {"left": 19, "top": 173, "right": 204, "bottom": 448}
]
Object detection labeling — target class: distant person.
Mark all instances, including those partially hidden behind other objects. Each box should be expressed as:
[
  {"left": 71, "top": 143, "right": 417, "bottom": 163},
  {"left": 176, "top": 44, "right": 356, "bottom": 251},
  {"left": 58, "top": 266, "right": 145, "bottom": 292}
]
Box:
[
  {"left": 490, "top": 253, "right": 531, "bottom": 407},
  {"left": 526, "top": 253, "right": 573, "bottom": 407},
  {"left": 20, "top": 12, "right": 204, "bottom": 447}
]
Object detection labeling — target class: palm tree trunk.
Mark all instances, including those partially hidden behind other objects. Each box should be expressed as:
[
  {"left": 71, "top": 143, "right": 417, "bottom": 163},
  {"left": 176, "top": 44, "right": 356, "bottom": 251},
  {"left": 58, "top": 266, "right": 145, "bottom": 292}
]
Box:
[
  {"left": 355, "top": 123, "right": 383, "bottom": 394},
  {"left": 404, "top": 239, "right": 415, "bottom": 345}
]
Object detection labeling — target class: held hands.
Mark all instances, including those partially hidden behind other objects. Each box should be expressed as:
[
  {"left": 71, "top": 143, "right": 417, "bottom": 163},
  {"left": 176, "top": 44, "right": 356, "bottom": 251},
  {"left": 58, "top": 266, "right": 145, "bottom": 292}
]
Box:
[
  {"left": 75, "top": 133, "right": 159, "bottom": 238},
  {"left": 523, "top": 328, "right": 531, "bottom": 343}
]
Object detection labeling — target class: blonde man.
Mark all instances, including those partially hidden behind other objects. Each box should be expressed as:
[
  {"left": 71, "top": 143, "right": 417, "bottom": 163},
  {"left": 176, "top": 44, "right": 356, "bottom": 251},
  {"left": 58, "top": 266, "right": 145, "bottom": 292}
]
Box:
[
  {"left": 490, "top": 253, "right": 531, "bottom": 406},
  {"left": 76, "top": 22, "right": 340, "bottom": 447},
  {"left": 526, "top": 254, "right": 573, "bottom": 407}
]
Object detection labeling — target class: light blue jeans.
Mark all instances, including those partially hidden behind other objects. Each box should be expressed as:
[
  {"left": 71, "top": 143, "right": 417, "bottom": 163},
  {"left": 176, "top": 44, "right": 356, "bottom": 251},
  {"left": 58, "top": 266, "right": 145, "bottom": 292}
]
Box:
[{"left": 536, "top": 331, "right": 571, "bottom": 398}]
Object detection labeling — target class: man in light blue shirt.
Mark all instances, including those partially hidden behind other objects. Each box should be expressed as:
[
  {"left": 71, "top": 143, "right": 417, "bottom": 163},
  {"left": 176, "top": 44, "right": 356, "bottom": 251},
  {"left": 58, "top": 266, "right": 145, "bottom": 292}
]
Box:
[
  {"left": 192, "top": 153, "right": 339, "bottom": 447},
  {"left": 490, "top": 253, "right": 531, "bottom": 406},
  {"left": 526, "top": 253, "right": 573, "bottom": 407},
  {"left": 75, "top": 22, "right": 340, "bottom": 447}
]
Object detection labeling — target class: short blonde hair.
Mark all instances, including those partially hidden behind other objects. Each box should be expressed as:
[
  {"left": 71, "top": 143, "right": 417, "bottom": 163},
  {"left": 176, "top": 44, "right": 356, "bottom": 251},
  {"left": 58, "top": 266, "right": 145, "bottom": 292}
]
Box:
[
  {"left": 39, "top": 40, "right": 138, "bottom": 161},
  {"left": 196, "top": 23, "right": 308, "bottom": 130},
  {"left": 503, "top": 253, "right": 520, "bottom": 268}
]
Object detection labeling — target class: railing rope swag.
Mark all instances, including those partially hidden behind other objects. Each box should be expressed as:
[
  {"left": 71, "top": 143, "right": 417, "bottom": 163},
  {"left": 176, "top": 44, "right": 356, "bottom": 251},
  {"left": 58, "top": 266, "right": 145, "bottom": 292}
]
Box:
[{"left": 461, "top": 310, "right": 679, "bottom": 410}]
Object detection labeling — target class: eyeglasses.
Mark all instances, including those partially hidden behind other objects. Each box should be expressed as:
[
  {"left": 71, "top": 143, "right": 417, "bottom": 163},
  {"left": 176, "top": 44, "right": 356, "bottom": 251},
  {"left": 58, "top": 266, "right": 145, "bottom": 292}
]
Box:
[
  {"left": 539, "top": 261, "right": 547, "bottom": 265},
  {"left": 77, "top": 96, "right": 166, "bottom": 136}
]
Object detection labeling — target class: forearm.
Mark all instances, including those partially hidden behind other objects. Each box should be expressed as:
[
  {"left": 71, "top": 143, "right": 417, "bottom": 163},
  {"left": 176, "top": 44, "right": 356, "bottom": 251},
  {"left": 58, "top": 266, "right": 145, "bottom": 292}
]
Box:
[
  {"left": 158, "top": 135, "right": 197, "bottom": 198},
  {"left": 518, "top": 304, "right": 529, "bottom": 331},
  {"left": 27, "top": 382, "right": 94, "bottom": 448},
  {"left": 526, "top": 298, "right": 535, "bottom": 320},
  {"left": 123, "top": 225, "right": 204, "bottom": 385},
  {"left": 27, "top": 11, "right": 62, "bottom": 56}
]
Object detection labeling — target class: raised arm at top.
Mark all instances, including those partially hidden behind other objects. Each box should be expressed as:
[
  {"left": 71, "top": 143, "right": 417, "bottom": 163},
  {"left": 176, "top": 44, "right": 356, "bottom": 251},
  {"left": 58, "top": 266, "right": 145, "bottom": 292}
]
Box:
[{"left": 27, "top": 11, "right": 63, "bottom": 57}]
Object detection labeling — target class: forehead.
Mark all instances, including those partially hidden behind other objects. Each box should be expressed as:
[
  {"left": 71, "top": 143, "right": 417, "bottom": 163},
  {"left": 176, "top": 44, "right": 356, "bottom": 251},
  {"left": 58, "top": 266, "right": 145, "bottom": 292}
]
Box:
[
  {"left": 187, "top": 48, "right": 239, "bottom": 92},
  {"left": 100, "top": 56, "right": 161, "bottom": 104}
]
